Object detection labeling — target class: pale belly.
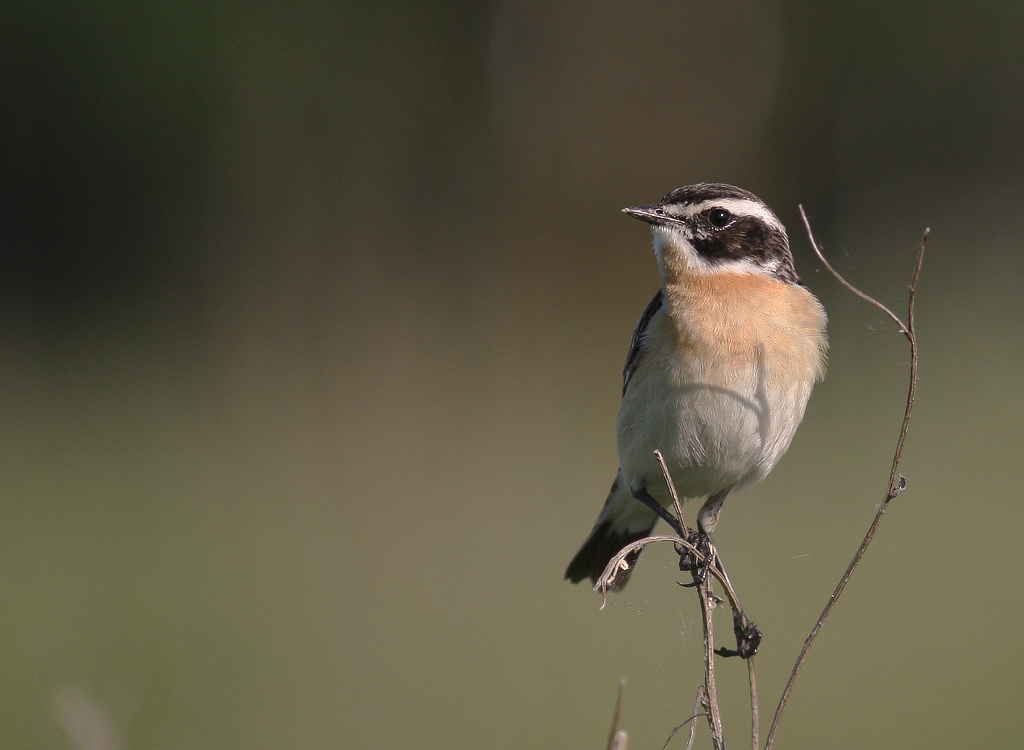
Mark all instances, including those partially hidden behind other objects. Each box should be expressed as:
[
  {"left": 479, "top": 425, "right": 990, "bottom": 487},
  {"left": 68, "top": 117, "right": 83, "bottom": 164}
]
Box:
[{"left": 616, "top": 359, "right": 813, "bottom": 506}]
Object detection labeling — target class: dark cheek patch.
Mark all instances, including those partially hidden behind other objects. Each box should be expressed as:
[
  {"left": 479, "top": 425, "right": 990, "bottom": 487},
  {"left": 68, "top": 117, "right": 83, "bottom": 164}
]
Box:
[
  {"left": 690, "top": 234, "right": 730, "bottom": 261},
  {"left": 687, "top": 218, "right": 798, "bottom": 282},
  {"left": 690, "top": 228, "right": 754, "bottom": 262},
  {"left": 691, "top": 218, "right": 777, "bottom": 264}
]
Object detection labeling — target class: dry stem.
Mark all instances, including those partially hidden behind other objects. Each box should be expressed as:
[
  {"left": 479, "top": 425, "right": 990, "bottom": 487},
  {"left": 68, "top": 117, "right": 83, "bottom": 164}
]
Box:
[
  {"left": 763, "top": 210, "right": 926, "bottom": 750},
  {"left": 696, "top": 575, "right": 725, "bottom": 749},
  {"left": 606, "top": 679, "right": 628, "bottom": 750},
  {"left": 661, "top": 687, "right": 707, "bottom": 750},
  {"left": 747, "top": 657, "right": 758, "bottom": 750},
  {"left": 597, "top": 448, "right": 760, "bottom": 750}
]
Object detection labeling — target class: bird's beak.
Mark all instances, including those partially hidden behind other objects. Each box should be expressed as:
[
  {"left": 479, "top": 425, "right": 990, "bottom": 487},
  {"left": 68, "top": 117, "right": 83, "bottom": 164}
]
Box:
[{"left": 622, "top": 204, "right": 675, "bottom": 226}]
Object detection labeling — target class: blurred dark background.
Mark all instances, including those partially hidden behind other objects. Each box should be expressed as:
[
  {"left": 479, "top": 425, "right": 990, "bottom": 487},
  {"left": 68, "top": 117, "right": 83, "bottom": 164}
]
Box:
[{"left": 1, "top": 1, "right": 1022, "bottom": 748}]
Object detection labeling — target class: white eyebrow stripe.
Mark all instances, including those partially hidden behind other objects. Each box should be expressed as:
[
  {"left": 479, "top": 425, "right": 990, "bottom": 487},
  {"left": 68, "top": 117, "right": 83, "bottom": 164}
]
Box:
[{"left": 684, "top": 198, "right": 785, "bottom": 234}]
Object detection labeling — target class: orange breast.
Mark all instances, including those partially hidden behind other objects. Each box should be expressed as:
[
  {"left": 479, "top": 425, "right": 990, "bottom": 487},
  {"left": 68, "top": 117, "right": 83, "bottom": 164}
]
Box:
[{"left": 663, "top": 271, "right": 827, "bottom": 378}]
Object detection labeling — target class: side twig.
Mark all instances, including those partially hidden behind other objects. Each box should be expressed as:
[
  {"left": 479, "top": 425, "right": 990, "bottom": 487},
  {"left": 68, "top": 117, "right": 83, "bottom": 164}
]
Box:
[
  {"left": 661, "top": 686, "right": 708, "bottom": 750},
  {"left": 763, "top": 209, "right": 927, "bottom": 750},
  {"left": 747, "top": 656, "right": 758, "bottom": 750}
]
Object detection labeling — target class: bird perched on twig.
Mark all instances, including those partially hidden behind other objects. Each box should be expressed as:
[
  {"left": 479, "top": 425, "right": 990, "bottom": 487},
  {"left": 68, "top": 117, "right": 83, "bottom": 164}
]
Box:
[{"left": 566, "top": 183, "right": 828, "bottom": 590}]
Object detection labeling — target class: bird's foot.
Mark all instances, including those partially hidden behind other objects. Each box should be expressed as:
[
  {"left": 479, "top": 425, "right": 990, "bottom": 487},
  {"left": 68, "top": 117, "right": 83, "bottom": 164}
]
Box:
[
  {"left": 675, "top": 529, "right": 715, "bottom": 587},
  {"left": 714, "top": 611, "right": 762, "bottom": 659}
]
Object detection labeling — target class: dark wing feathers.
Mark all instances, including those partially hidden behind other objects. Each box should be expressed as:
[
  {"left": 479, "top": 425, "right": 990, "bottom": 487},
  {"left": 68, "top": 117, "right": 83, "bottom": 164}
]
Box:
[{"left": 622, "top": 290, "right": 663, "bottom": 396}]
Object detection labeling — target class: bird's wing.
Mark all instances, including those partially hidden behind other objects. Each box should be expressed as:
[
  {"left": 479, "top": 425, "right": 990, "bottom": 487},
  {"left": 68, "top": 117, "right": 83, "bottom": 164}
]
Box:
[{"left": 622, "top": 289, "right": 663, "bottom": 396}]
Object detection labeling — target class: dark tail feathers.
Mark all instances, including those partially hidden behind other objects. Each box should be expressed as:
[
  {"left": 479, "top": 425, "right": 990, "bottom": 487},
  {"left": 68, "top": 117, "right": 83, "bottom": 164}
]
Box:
[{"left": 565, "top": 520, "right": 656, "bottom": 591}]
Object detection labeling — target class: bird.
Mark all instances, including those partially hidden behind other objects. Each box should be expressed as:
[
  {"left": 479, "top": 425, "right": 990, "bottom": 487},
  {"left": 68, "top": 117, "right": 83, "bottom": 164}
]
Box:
[{"left": 565, "top": 183, "right": 828, "bottom": 591}]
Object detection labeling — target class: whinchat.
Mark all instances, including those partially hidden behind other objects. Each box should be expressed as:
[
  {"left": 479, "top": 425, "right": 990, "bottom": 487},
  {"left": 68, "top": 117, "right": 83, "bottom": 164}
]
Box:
[{"left": 566, "top": 183, "right": 828, "bottom": 590}]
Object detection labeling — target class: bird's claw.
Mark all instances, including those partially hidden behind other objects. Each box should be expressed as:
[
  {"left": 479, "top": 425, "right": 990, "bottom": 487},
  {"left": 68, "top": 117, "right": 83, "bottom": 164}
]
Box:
[
  {"left": 714, "top": 613, "right": 762, "bottom": 659},
  {"left": 675, "top": 530, "right": 715, "bottom": 586}
]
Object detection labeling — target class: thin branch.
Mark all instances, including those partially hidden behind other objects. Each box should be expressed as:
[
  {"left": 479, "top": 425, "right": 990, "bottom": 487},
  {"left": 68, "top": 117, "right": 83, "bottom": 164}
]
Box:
[
  {"left": 597, "top": 454, "right": 730, "bottom": 749},
  {"left": 684, "top": 689, "right": 705, "bottom": 750},
  {"left": 747, "top": 656, "right": 759, "bottom": 750},
  {"left": 764, "top": 211, "right": 927, "bottom": 750},
  {"left": 802, "top": 211, "right": 912, "bottom": 338},
  {"left": 595, "top": 535, "right": 701, "bottom": 609},
  {"left": 598, "top": 449, "right": 760, "bottom": 748},
  {"left": 658, "top": 450, "right": 762, "bottom": 662},
  {"left": 595, "top": 530, "right": 756, "bottom": 627},
  {"left": 696, "top": 576, "right": 725, "bottom": 749},
  {"left": 660, "top": 713, "right": 707, "bottom": 750},
  {"left": 662, "top": 687, "right": 708, "bottom": 750},
  {"left": 887, "top": 228, "right": 925, "bottom": 495},
  {"left": 654, "top": 449, "right": 688, "bottom": 533},
  {"left": 607, "top": 679, "right": 628, "bottom": 750}
]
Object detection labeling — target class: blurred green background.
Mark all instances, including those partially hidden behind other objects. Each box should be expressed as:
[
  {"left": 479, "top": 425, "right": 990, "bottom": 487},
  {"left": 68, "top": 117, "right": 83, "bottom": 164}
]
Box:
[{"left": 2, "top": 1, "right": 1022, "bottom": 748}]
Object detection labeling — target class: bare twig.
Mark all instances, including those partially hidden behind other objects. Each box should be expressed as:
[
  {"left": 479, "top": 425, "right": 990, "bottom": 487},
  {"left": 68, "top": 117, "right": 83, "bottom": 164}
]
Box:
[
  {"left": 654, "top": 449, "right": 688, "bottom": 532},
  {"left": 595, "top": 531, "right": 756, "bottom": 630},
  {"left": 597, "top": 453, "right": 760, "bottom": 663},
  {"left": 696, "top": 576, "right": 725, "bottom": 749},
  {"left": 595, "top": 534, "right": 703, "bottom": 609},
  {"left": 598, "top": 449, "right": 760, "bottom": 748},
  {"left": 657, "top": 451, "right": 762, "bottom": 662},
  {"left": 607, "top": 679, "right": 629, "bottom": 750},
  {"left": 662, "top": 687, "right": 708, "bottom": 750},
  {"left": 764, "top": 210, "right": 926, "bottom": 750},
  {"left": 597, "top": 453, "right": 733, "bottom": 749},
  {"left": 685, "top": 688, "right": 705, "bottom": 750},
  {"left": 53, "top": 683, "right": 124, "bottom": 750},
  {"left": 747, "top": 656, "right": 759, "bottom": 750}
]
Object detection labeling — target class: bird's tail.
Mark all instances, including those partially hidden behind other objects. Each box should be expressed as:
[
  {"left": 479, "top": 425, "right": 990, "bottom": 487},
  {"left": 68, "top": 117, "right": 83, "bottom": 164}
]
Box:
[{"left": 565, "top": 473, "right": 659, "bottom": 591}]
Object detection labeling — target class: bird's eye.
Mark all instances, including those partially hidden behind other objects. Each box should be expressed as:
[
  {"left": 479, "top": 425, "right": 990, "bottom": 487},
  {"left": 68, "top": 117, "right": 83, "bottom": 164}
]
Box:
[{"left": 707, "top": 208, "right": 733, "bottom": 229}]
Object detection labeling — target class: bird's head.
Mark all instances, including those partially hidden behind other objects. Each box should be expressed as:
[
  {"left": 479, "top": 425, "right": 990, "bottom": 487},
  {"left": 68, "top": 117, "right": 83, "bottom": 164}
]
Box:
[{"left": 623, "top": 183, "right": 798, "bottom": 285}]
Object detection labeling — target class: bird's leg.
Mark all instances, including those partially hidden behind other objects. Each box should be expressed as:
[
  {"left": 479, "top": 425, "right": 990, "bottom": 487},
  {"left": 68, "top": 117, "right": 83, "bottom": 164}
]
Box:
[
  {"left": 677, "top": 490, "right": 729, "bottom": 586},
  {"left": 630, "top": 485, "right": 687, "bottom": 537},
  {"left": 696, "top": 490, "right": 727, "bottom": 535},
  {"left": 631, "top": 486, "right": 708, "bottom": 578},
  {"left": 632, "top": 483, "right": 709, "bottom": 578}
]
